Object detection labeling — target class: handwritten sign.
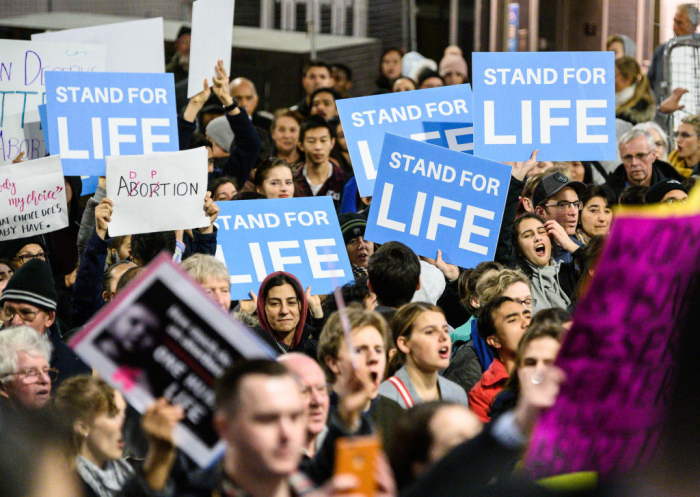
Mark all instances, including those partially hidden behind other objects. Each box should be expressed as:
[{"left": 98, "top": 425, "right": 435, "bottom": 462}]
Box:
[
  {"left": 525, "top": 195, "right": 700, "bottom": 480},
  {"left": 365, "top": 133, "right": 512, "bottom": 268},
  {"left": 69, "top": 253, "right": 275, "bottom": 468},
  {"left": 188, "top": 0, "right": 235, "bottom": 98},
  {"left": 0, "top": 39, "right": 106, "bottom": 164},
  {"left": 105, "top": 147, "right": 210, "bottom": 237},
  {"left": 336, "top": 84, "right": 474, "bottom": 197},
  {"left": 45, "top": 71, "right": 178, "bottom": 176},
  {"left": 32, "top": 18, "right": 165, "bottom": 74},
  {"left": 0, "top": 155, "right": 68, "bottom": 240},
  {"left": 214, "top": 196, "right": 354, "bottom": 300},
  {"left": 472, "top": 51, "right": 616, "bottom": 161}
]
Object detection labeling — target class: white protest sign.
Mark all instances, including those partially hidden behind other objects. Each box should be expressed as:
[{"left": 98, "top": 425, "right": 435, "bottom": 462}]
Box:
[
  {"left": 106, "top": 147, "right": 210, "bottom": 236},
  {"left": 0, "top": 39, "right": 106, "bottom": 164},
  {"left": 0, "top": 155, "right": 68, "bottom": 240},
  {"left": 188, "top": 0, "right": 235, "bottom": 98},
  {"left": 32, "top": 18, "right": 165, "bottom": 73}
]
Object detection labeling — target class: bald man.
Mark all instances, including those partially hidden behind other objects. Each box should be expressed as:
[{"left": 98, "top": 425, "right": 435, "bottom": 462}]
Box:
[
  {"left": 278, "top": 353, "right": 330, "bottom": 458},
  {"left": 229, "top": 77, "right": 274, "bottom": 130}
]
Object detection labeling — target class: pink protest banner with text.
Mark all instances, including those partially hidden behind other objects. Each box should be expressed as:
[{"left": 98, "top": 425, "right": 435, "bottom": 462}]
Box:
[{"left": 525, "top": 198, "right": 700, "bottom": 481}]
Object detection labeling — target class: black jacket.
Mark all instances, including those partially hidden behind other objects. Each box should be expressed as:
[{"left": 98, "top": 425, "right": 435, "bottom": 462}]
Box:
[{"left": 605, "top": 160, "right": 684, "bottom": 201}]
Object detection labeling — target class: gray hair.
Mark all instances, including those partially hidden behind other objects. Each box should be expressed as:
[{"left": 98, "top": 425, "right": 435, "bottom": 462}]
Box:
[
  {"left": 633, "top": 122, "right": 669, "bottom": 158},
  {"left": 0, "top": 326, "right": 53, "bottom": 384},
  {"left": 181, "top": 254, "right": 230, "bottom": 286},
  {"left": 229, "top": 77, "right": 257, "bottom": 96},
  {"left": 618, "top": 128, "right": 655, "bottom": 153}
]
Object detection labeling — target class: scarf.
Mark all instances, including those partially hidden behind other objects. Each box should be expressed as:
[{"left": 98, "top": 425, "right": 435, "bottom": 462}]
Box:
[
  {"left": 526, "top": 260, "right": 571, "bottom": 314},
  {"left": 615, "top": 84, "right": 636, "bottom": 108},
  {"left": 76, "top": 456, "right": 135, "bottom": 497}
]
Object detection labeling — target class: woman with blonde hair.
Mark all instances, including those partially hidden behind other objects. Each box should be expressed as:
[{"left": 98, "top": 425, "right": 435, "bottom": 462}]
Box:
[
  {"left": 615, "top": 56, "right": 656, "bottom": 125},
  {"left": 667, "top": 114, "right": 700, "bottom": 177}
]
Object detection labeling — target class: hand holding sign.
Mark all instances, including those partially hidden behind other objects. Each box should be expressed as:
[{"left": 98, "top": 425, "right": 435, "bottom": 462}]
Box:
[
  {"left": 200, "top": 192, "right": 220, "bottom": 234},
  {"left": 183, "top": 79, "right": 212, "bottom": 123},
  {"left": 95, "top": 198, "right": 113, "bottom": 240},
  {"left": 141, "top": 398, "right": 185, "bottom": 491}
]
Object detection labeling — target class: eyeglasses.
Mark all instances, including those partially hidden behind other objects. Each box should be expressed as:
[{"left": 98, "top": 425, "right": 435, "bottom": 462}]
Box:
[
  {"left": 543, "top": 200, "right": 583, "bottom": 211},
  {"left": 674, "top": 131, "right": 698, "bottom": 139},
  {"left": 0, "top": 306, "right": 39, "bottom": 322},
  {"left": 0, "top": 367, "right": 58, "bottom": 384},
  {"left": 662, "top": 197, "right": 689, "bottom": 204},
  {"left": 12, "top": 252, "right": 48, "bottom": 264},
  {"left": 512, "top": 297, "right": 536, "bottom": 309},
  {"left": 621, "top": 150, "right": 654, "bottom": 164}
]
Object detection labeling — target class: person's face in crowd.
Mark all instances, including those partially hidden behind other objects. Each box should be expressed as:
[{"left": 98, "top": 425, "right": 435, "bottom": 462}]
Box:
[
  {"left": 230, "top": 80, "right": 259, "bottom": 116},
  {"left": 202, "top": 277, "right": 231, "bottom": 312},
  {"left": 526, "top": 160, "right": 553, "bottom": 178},
  {"left": 661, "top": 189, "right": 689, "bottom": 204},
  {"left": 364, "top": 292, "right": 377, "bottom": 311},
  {"left": 614, "top": 67, "right": 635, "bottom": 93},
  {"left": 1, "top": 301, "right": 55, "bottom": 334},
  {"left": 258, "top": 166, "right": 294, "bottom": 199},
  {"left": 397, "top": 310, "right": 451, "bottom": 374},
  {"left": 208, "top": 137, "right": 230, "bottom": 159},
  {"left": 443, "top": 71, "right": 465, "bottom": 86},
  {"left": 218, "top": 374, "right": 306, "bottom": 479},
  {"left": 346, "top": 236, "right": 374, "bottom": 268},
  {"left": 328, "top": 326, "right": 386, "bottom": 398},
  {"left": 647, "top": 128, "right": 667, "bottom": 160},
  {"left": 301, "top": 127, "right": 335, "bottom": 167},
  {"left": 336, "top": 123, "right": 348, "bottom": 153},
  {"left": 675, "top": 123, "right": 700, "bottom": 162},
  {"left": 111, "top": 304, "right": 159, "bottom": 352},
  {"left": 674, "top": 7, "right": 695, "bottom": 37},
  {"left": 381, "top": 50, "right": 402, "bottom": 81},
  {"left": 0, "top": 262, "right": 13, "bottom": 283},
  {"left": 537, "top": 186, "right": 580, "bottom": 236},
  {"left": 501, "top": 281, "right": 533, "bottom": 311},
  {"left": 213, "top": 182, "right": 237, "bottom": 201},
  {"left": 282, "top": 356, "right": 330, "bottom": 439},
  {"left": 271, "top": 117, "right": 301, "bottom": 156},
  {"left": 103, "top": 262, "right": 137, "bottom": 302},
  {"left": 310, "top": 91, "right": 338, "bottom": 119},
  {"left": 82, "top": 390, "right": 127, "bottom": 468},
  {"left": 175, "top": 33, "right": 191, "bottom": 58},
  {"left": 487, "top": 301, "right": 531, "bottom": 358},
  {"left": 426, "top": 405, "right": 482, "bottom": 466},
  {"left": 265, "top": 284, "right": 301, "bottom": 335},
  {"left": 0, "top": 351, "right": 52, "bottom": 409},
  {"left": 331, "top": 67, "right": 352, "bottom": 95},
  {"left": 393, "top": 77, "right": 416, "bottom": 92},
  {"left": 519, "top": 336, "right": 560, "bottom": 380},
  {"left": 609, "top": 41, "right": 625, "bottom": 59},
  {"left": 419, "top": 77, "right": 444, "bottom": 89},
  {"left": 580, "top": 196, "right": 613, "bottom": 237},
  {"left": 569, "top": 161, "right": 586, "bottom": 183},
  {"left": 620, "top": 136, "right": 655, "bottom": 186},
  {"left": 302, "top": 66, "right": 332, "bottom": 97},
  {"left": 112, "top": 236, "right": 132, "bottom": 262},
  {"left": 517, "top": 217, "right": 552, "bottom": 267},
  {"left": 11, "top": 243, "right": 47, "bottom": 270}
]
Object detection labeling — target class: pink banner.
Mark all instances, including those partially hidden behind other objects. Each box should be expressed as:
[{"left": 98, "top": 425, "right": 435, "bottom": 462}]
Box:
[{"left": 525, "top": 208, "right": 700, "bottom": 481}]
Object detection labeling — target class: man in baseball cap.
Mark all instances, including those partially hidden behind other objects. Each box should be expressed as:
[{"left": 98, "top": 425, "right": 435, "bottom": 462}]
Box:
[
  {"left": 532, "top": 172, "right": 587, "bottom": 263},
  {"left": 645, "top": 179, "right": 689, "bottom": 205}
]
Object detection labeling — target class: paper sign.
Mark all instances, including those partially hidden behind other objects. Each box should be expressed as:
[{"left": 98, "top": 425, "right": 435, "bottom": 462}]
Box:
[
  {"left": 214, "top": 196, "right": 354, "bottom": 300},
  {"left": 365, "top": 133, "right": 512, "bottom": 268},
  {"left": 0, "top": 39, "right": 106, "bottom": 164},
  {"left": 336, "top": 84, "right": 474, "bottom": 197},
  {"left": 188, "top": 0, "right": 235, "bottom": 98},
  {"left": 472, "top": 51, "right": 616, "bottom": 162},
  {"left": 32, "top": 18, "right": 165, "bottom": 74},
  {"left": 45, "top": 71, "right": 178, "bottom": 176},
  {"left": 0, "top": 155, "right": 68, "bottom": 240},
  {"left": 105, "top": 147, "right": 210, "bottom": 237},
  {"left": 525, "top": 197, "right": 700, "bottom": 480},
  {"left": 69, "top": 253, "right": 275, "bottom": 468}
]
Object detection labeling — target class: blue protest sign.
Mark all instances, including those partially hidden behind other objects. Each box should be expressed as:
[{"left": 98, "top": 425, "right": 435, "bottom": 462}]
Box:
[
  {"left": 472, "top": 51, "right": 616, "bottom": 162},
  {"left": 214, "top": 196, "right": 354, "bottom": 300},
  {"left": 336, "top": 84, "right": 474, "bottom": 198},
  {"left": 365, "top": 133, "right": 512, "bottom": 268},
  {"left": 44, "top": 72, "right": 178, "bottom": 176}
]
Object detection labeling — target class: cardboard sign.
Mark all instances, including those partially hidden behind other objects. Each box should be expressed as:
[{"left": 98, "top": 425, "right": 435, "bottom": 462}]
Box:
[
  {"left": 214, "top": 196, "right": 354, "bottom": 300},
  {"left": 336, "top": 84, "right": 474, "bottom": 197},
  {"left": 70, "top": 253, "right": 275, "bottom": 468},
  {"left": 45, "top": 71, "right": 178, "bottom": 176},
  {"left": 526, "top": 194, "right": 700, "bottom": 480},
  {"left": 0, "top": 39, "right": 106, "bottom": 164},
  {"left": 0, "top": 155, "right": 68, "bottom": 240},
  {"left": 105, "top": 147, "right": 210, "bottom": 237},
  {"left": 365, "top": 133, "right": 512, "bottom": 268},
  {"left": 472, "top": 51, "right": 616, "bottom": 162},
  {"left": 32, "top": 18, "right": 165, "bottom": 74},
  {"left": 188, "top": 0, "right": 235, "bottom": 98}
]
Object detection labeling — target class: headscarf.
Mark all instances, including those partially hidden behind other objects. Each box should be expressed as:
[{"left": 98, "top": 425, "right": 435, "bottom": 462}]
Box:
[{"left": 256, "top": 271, "right": 308, "bottom": 350}]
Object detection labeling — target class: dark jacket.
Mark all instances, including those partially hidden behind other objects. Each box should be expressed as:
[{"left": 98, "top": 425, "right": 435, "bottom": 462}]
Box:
[
  {"left": 605, "top": 160, "right": 684, "bottom": 201},
  {"left": 47, "top": 322, "right": 91, "bottom": 388},
  {"left": 293, "top": 161, "right": 348, "bottom": 212}
]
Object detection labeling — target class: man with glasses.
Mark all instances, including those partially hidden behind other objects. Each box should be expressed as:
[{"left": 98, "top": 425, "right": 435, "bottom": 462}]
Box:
[
  {"left": 0, "top": 325, "right": 54, "bottom": 412},
  {"left": 0, "top": 259, "right": 90, "bottom": 387},
  {"left": 645, "top": 179, "right": 690, "bottom": 205},
  {"left": 533, "top": 172, "right": 587, "bottom": 264},
  {"left": 606, "top": 129, "right": 684, "bottom": 201},
  {"left": 0, "top": 236, "right": 49, "bottom": 271}
]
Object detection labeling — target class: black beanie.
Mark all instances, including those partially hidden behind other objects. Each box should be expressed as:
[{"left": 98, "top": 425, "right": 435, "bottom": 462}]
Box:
[
  {"left": 338, "top": 213, "right": 367, "bottom": 245},
  {"left": 0, "top": 259, "right": 57, "bottom": 311}
]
